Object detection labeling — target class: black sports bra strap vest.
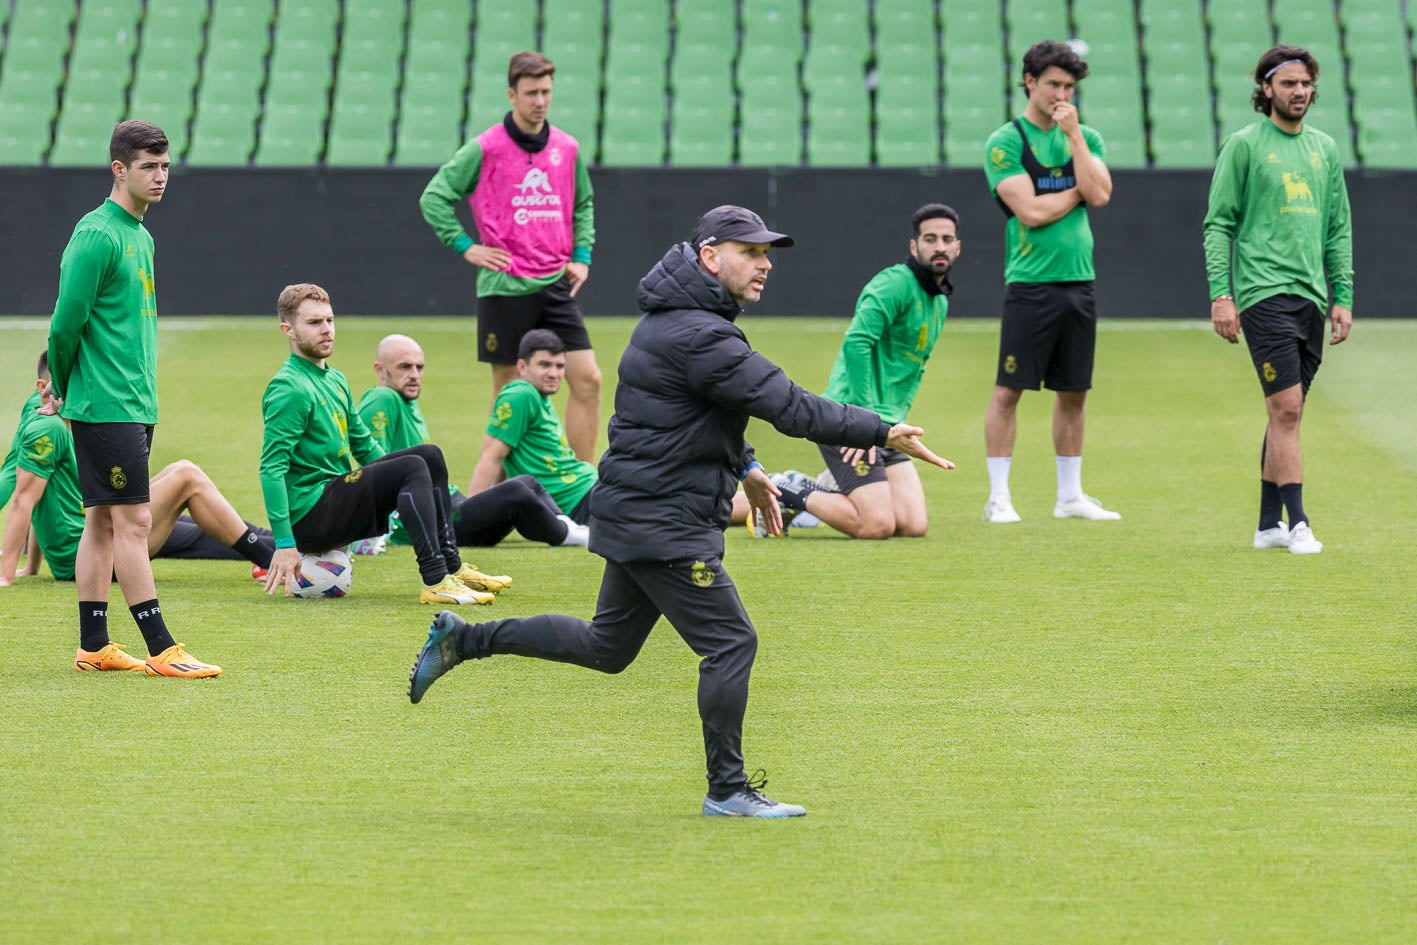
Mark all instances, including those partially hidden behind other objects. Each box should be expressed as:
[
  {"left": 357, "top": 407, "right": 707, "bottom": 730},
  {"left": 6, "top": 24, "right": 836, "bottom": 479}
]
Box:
[{"left": 994, "top": 119, "right": 1077, "bottom": 218}]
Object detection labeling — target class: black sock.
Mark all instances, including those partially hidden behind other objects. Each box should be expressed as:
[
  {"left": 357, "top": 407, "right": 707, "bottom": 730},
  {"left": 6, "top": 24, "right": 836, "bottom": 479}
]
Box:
[
  {"left": 231, "top": 527, "right": 274, "bottom": 568},
  {"left": 776, "top": 479, "right": 819, "bottom": 513},
  {"left": 129, "top": 599, "right": 177, "bottom": 656},
  {"left": 1259, "top": 480, "right": 1283, "bottom": 531},
  {"left": 1279, "top": 483, "right": 1307, "bottom": 527},
  {"left": 79, "top": 601, "right": 109, "bottom": 653}
]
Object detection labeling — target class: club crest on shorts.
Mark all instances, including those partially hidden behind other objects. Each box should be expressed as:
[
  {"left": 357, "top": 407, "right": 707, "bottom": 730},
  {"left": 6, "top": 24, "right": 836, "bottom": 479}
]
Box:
[
  {"left": 109, "top": 465, "right": 127, "bottom": 489},
  {"left": 690, "top": 561, "right": 714, "bottom": 587},
  {"left": 1262, "top": 362, "right": 1277, "bottom": 383},
  {"left": 1004, "top": 354, "right": 1018, "bottom": 375},
  {"left": 486, "top": 333, "right": 498, "bottom": 353},
  {"left": 855, "top": 460, "right": 870, "bottom": 477}
]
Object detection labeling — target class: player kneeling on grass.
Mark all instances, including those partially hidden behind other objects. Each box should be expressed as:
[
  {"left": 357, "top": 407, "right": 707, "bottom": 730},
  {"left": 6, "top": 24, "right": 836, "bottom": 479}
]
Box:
[
  {"left": 356, "top": 333, "right": 587, "bottom": 554},
  {"left": 2, "top": 352, "right": 276, "bottom": 588},
  {"left": 406, "top": 206, "right": 954, "bottom": 818},
  {"left": 258, "top": 283, "right": 507, "bottom": 603},
  {"left": 761, "top": 203, "right": 961, "bottom": 539}
]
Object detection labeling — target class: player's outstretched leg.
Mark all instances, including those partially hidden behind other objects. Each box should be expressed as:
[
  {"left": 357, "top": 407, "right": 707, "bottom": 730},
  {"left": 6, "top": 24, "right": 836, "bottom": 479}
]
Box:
[{"left": 408, "top": 611, "right": 466, "bottom": 704}]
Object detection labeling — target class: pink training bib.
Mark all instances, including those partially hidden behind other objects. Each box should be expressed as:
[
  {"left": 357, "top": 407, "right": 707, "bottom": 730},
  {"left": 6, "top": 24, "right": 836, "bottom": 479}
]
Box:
[{"left": 469, "top": 124, "right": 579, "bottom": 278}]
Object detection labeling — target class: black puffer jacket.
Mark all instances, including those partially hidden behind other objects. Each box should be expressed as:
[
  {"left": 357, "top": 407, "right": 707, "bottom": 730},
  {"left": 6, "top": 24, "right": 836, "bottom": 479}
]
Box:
[{"left": 589, "top": 243, "right": 890, "bottom": 563}]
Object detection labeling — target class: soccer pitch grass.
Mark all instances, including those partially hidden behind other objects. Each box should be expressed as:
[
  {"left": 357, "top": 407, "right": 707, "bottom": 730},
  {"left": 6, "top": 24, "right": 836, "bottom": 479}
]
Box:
[{"left": 2, "top": 316, "right": 1415, "bottom": 944}]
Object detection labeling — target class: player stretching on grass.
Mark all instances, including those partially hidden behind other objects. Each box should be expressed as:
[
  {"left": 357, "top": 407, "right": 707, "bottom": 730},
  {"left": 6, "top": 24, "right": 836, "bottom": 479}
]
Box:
[
  {"left": 356, "top": 333, "right": 588, "bottom": 549},
  {"left": 1, "top": 352, "right": 275, "bottom": 586},
  {"left": 766, "top": 203, "right": 962, "bottom": 538},
  {"left": 258, "top": 284, "right": 508, "bottom": 604},
  {"left": 407, "top": 206, "right": 954, "bottom": 818},
  {"left": 42, "top": 120, "right": 220, "bottom": 677},
  {"left": 982, "top": 40, "right": 1117, "bottom": 524},
  {"left": 1203, "top": 45, "right": 1353, "bottom": 555}
]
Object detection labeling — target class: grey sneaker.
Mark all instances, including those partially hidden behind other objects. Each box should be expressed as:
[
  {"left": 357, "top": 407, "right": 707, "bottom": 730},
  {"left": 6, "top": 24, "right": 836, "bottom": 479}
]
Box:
[
  {"left": 703, "top": 771, "right": 806, "bottom": 818},
  {"left": 408, "top": 610, "right": 466, "bottom": 704}
]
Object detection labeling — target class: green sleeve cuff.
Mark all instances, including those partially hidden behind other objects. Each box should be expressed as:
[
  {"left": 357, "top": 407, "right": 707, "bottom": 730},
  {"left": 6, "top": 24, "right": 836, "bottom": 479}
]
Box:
[
  {"left": 1208, "top": 277, "right": 1231, "bottom": 300},
  {"left": 572, "top": 246, "right": 592, "bottom": 265},
  {"left": 1332, "top": 284, "right": 1353, "bottom": 307},
  {"left": 275, "top": 535, "right": 297, "bottom": 550},
  {"left": 451, "top": 234, "right": 474, "bottom": 253}
]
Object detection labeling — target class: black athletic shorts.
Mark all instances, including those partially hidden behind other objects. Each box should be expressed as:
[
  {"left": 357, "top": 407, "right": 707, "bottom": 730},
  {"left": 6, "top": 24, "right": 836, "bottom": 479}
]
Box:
[
  {"left": 567, "top": 491, "right": 592, "bottom": 526},
  {"left": 70, "top": 421, "right": 153, "bottom": 507},
  {"left": 996, "top": 280, "right": 1097, "bottom": 391},
  {"left": 816, "top": 443, "right": 910, "bottom": 495},
  {"left": 1240, "top": 294, "right": 1325, "bottom": 397},
  {"left": 476, "top": 276, "right": 592, "bottom": 365},
  {"left": 291, "top": 467, "right": 390, "bottom": 553}
]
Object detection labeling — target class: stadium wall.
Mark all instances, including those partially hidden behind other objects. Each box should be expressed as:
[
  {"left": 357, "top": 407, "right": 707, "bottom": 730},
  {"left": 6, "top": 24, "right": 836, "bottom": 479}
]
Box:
[{"left": 3, "top": 168, "right": 1410, "bottom": 318}]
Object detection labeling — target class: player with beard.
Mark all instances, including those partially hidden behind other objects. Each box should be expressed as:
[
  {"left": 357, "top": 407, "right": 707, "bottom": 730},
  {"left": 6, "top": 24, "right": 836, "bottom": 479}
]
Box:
[
  {"left": 1203, "top": 45, "right": 1353, "bottom": 555},
  {"left": 764, "top": 204, "right": 962, "bottom": 539},
  {"left": 259, "top": 284, "right": 505, "bottom": 605}
]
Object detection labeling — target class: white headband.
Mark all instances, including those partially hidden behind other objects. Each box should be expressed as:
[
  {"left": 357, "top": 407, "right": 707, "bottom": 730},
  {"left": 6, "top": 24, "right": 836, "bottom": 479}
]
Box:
[{"left": 1264, "top": 59, "right": 1308, "bottom": 80}]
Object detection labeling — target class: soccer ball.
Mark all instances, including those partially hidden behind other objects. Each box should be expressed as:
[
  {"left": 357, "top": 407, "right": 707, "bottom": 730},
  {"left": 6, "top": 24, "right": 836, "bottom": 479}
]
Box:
[{"left": 293, "top": 549, "right": 353, "bottom": 599}]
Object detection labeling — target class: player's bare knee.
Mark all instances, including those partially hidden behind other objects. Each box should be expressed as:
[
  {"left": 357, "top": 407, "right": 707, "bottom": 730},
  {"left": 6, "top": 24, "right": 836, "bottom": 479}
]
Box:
[
  {"left": 113, "top": 506, "right": 152, "bottom": 542},
  {"left": 570, "top": 362, "right": 602, "bottom": 400},
  {"left": 894, "top": 518, "right": 929, "bottom": 539}
]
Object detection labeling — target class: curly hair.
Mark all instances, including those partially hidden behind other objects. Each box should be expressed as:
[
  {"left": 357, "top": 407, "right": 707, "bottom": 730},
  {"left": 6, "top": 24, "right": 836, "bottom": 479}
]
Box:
[
  {"left": 1252, "top": 45, "right": 1319, "bottom": 114},
  {"left": 1020, "top": 40, "right": 1089, "bottom": 90}
]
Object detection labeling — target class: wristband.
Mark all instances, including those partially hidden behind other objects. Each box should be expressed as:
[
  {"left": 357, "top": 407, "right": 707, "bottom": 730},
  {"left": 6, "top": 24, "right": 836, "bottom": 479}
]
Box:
[
  {"left": 1213, "top": 294, "right": 1233, "bottom": 302},
  {"left": 739, "top": 461, "right": 763, "bottom": 481}
]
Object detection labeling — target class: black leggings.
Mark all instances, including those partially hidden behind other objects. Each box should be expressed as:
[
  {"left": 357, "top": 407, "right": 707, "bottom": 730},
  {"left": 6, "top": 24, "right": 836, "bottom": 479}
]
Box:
[
  {"left": 293, "top": 445, "right": 462, "bottom": 585},
  {"left": 155, "top": 517, "right": 273, "bottom": 560},
  {"left": 453, "top": 476, "right": 570, "bottom": 546}
]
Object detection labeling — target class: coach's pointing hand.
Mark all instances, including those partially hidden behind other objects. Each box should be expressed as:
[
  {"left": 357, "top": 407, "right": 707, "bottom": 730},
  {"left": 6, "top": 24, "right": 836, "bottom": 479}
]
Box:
[
  {"left": 742, "top": 466, "right": 784, "bottom": 537},
  {"left": 463, "top": 243, "right": 512, "bottom": 272},
  {"left": 1211, "top": 296, "right": 1240, "bottom": 343},
  {"left": 864, "top": 423, "right": 956, "bottom": 471},
  {"left": 264, "top": 547, "right": 303, "bottom": 597}
]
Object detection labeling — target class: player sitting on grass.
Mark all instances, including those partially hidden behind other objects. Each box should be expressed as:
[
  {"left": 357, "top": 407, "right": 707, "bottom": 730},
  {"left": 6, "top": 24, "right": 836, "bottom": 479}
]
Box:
[
  {"left": 257, "top": 283, "right": 507, "bottom": 604},
  {"left": 357, "top": 333, "right": 587, "bottom": 552},
  {"left": 1, "top": 351, "right": 275, "bottom": 587}
]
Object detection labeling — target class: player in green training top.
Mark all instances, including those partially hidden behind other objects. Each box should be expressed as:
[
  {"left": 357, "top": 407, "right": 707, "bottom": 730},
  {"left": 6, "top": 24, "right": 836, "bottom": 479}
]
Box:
[
  {"left": 766, "top": 204, "right": 961, "bottom": 539},
  {"left": 259, "top": 284, "right": 511, "bottom": 605},
  {"left": 41, "top": 120, "right": 220, "bottom": 677},
  {"left": 2, "top": 352, "right": 275, "bottom": 587},
  {"left": 468, "top": 329, "right": 598, "bottom": 525},
  {"left": 355, "top": 333, "right": 588, "bottom": 549},
  {"left": 419, "top": 51, "right": 602, "bottom": 464},
  {"left": 1203, "top": 45, "right": 1353, "bottom": 556},
  {"left": 982, "top": 40, "right": 1118, "bottom": 526}
]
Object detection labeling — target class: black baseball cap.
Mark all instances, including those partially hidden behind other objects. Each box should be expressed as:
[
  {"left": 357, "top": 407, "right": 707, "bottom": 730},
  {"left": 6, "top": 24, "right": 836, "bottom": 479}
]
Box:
[{"left": 690, "top": 205, "right": 794, "bottom": 249}]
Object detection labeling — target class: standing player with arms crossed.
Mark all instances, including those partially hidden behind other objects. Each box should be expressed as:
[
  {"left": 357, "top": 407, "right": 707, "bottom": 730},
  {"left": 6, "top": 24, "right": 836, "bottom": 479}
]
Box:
[{"left": 981, "top": 40, "right": 1117, "bottom": 525}]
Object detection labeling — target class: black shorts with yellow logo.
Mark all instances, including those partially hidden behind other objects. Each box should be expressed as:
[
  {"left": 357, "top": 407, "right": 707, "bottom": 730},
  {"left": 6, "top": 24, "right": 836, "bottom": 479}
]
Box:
[
  {"left": 996, "top": 280, "right": 1096, "bottom": 392},
  {"left": 1239, "top": 294, "right": 1324, "bottom": 397},
  {"left": 71, "top": 421, "right": 153, "bottom": 507},
  {"left": 816, "top": 443, "right": 910, "bottom": 494},
  {"left": 475, "top": 276, "right": 592, "bottom": 365}
]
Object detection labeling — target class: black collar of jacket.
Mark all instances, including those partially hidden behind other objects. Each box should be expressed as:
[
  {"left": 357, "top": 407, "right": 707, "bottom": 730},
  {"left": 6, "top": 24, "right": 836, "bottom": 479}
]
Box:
[
  {"left": 635, "top": 242, "right": 744, "bottom": 321},
  {"left": 905, "top": 254, "right": 953, "bottom": 297},
  {"left": 503, "top": 112, "right": 550, "bottom": 153}
]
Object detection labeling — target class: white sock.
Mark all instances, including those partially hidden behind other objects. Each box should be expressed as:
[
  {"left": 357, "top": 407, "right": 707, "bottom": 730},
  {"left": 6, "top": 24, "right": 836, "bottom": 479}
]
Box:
[
  {"left": 557, "top": 515, "right": 590, "bottom": 547},
  {"left": 1056, "top": 455, "right": 1082, "bottom": 503},
  {"left": 986, "top": 456, "right": 1012, "bottom": 499}
]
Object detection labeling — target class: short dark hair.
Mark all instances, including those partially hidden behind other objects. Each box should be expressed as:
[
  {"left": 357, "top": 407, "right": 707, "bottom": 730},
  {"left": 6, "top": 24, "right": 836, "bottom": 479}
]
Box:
[
  {"left": 110, "top": 120, "right": 168, "bottom": 166},
  {"left": 912, "top": 203, "right": 959, "bottom": 236},
  {"left": 37, "top": 350, "right": 48, "bottom": 378},
  {"left": 1253, "top": 45, "right": 1319, "bottom": 114},
  {"left": 518, "top": 329, "right": 565, "bottom": 362},
  {"left": 1020, "top": 40, "right": 1089, "bottom": 90},
  {"left": 509, "top": 51, "right": 555, "bottom": 89}
]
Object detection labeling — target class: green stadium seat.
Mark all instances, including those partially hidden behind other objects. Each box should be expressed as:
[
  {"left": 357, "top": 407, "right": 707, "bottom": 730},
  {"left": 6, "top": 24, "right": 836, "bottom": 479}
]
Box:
[
  {"left": 669, "top": 96, "right": 734, "bottom": 166},
  {"left": 186, "top": 102, "right": 256, "bottom": 165},
  {"left": 326, "top": 100, "right": 394, "bottom": 166}
]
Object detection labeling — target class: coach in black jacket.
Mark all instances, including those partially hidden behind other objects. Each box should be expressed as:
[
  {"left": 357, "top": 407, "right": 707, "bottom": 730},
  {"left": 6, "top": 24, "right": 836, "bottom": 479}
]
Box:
[{"left": 408, "top": 206, "right": 953, "bottom": 818}]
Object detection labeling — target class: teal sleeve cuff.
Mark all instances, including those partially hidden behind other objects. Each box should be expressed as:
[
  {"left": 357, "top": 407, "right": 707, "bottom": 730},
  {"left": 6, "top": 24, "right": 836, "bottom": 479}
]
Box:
[
  {"left": 451, "top": 234, "right": 474, "bottom": 253},
  {"left": 572, "top": 246, "right": 592, "bottom": 265},
  {"left": 275, "top": 536, "right": 297, "bottom": 550}
]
